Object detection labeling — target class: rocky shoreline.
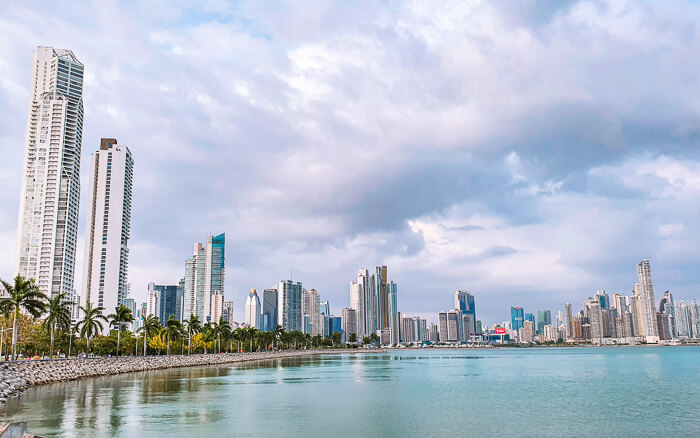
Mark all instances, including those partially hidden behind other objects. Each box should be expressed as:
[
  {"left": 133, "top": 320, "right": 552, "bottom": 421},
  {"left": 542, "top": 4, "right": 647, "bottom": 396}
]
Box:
[{"left": 0, "top": 349, "right": 381, "bottom": 407}]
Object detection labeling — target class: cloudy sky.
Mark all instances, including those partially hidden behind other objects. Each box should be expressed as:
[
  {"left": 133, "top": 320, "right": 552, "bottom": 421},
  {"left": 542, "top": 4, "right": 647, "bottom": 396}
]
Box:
[{"left": 1, "top": 0, "right": 700, "bottom": 324}]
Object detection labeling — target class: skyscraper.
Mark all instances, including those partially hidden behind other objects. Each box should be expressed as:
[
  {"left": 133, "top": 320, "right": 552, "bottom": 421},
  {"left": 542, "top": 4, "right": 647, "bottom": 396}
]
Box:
[
  {"left": 154, "top": 284, "right": 180, "bottom": 325},
  {"left": 455, "top": 290, "right": 476, "bottom": 334},
  {"left": 565, "top": 302, "right": 574, "bottom": 340},
  {"left": 278, "top": 280, "right": 302, "bottom": 331},
  {"left": 636, "top": 260, "right": 660, "bottom": 343},
  {"left": 588, "top": 300, "right": 603, "bottom": 342},
  {"left": 537, "top": 310, "right": 552, "bottom": 335},
  {"left": 349, "top": 280, "right": 364, "bottom": 339},
  {"left": 376, "top": 266, "right": 388, "bottom": 331},
  {"left": 15, "top": 47, "right": 84, "bottom": 301},
  {"left": 245, "top": 289, "right": 261, "bottom": 328},
  {"left": 438, "top": 311, "right": 448, "bottom": 342},
  {"left": 302, "top": 288, "right": 321, "bottom": 336},
  {"left": 222, "top": 299, "right": 234, "bottom": 323},
  {"left": 146, "top": 283, "right": 160, "bottom": 319},
  {"left": 82, "top": 138, "right": 134, "bottom": 314},
  {"left": 342, "top": 307, "right": 357, "bottom": 343},
  {"left": 261, "top": 288, "right": 278, "bottom": 331},
  {"left": 182, "top": 233, "right": 225, "bottom": 323},
  {"left": 446, "top": 310, "right": 460, "bottom": 342},
  {"left": 595, "top": 290, "right": 610, "bottom": 310},
  {"left": 511, "top": 307, "right": 524, "bottom": 332},
  {"left": 357, "top": 268, "right": 376, "bottom": 336},
  {"left": 388, "top": 281, "right": 399, "bottom": 345}
]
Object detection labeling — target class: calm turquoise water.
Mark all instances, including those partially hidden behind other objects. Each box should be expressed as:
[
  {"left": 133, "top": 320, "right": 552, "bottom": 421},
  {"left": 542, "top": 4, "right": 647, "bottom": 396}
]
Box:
[{"left": 3, "top": 347, "right": 700, "bottom": 437}]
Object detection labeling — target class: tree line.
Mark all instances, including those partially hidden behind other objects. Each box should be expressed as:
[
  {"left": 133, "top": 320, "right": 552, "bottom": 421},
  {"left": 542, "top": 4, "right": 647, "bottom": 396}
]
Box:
[{"left": 0, "top": 275, "right": 366, "bottom": 359}]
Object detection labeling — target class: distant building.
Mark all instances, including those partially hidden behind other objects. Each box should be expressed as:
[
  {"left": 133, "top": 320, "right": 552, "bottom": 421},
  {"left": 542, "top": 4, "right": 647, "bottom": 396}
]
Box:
[
  {"left": 245, "top": 289, "right": 261, "bottom": 328},
  {"left": 447, "top": 310, "right": 460, "bottom": 342},
  {"left": 388, "top": 282, "right": 399, "bottom": 345},
  {"left": 279, "top": 280, "right": 302, "bottom": 331},
  {"left": 537, "top": 310, "right": 552, "bottom": 335},
  {"left": 222, "top": 299, "right": 234, "bottom": 323},
  {"left": 302, "top": 288, "right": 321, "bottom": 336},
  {"left": 320, "top": 301, "right": 330, "bottom": 317},
  {"left": 210, "top": 291, "right": 224, "bottom": 324},
  {"left": 342, "top": 308, "right": 357, "bottom": 342},
  {"left": 511, "top": 307, "right": 524, "bottom": 332},
  {"left": 261, "top": 288, "right": 278, "bottom": 331},
  {"left": 636, "top": 259, "right": 659, "bottom": 343},
  {"left": 154, "top": 284, "right": 180, "bottom": 325},
  {"left": 519, "top": 320, "right": 534, "bottom": 343},
  {"left": 455, "top": 291, "right": 476, "bottom": 334},
  {"left": 146, "top": 283, "right": 159, "bottom": 319},
  {"left": 183, "top": 233, "right": 225, "bottom": 323},
  {"left": 329, "top": 316, "right": 342, "bottom": 338},
  {"left": 429, "top": 323, "right": 439, "bottom": 342}
]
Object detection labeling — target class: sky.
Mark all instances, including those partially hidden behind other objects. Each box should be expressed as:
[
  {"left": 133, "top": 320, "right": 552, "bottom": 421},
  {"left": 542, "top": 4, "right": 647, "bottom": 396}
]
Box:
[{"left": 2, "top": 0, "right": 700, "bottom": 325}]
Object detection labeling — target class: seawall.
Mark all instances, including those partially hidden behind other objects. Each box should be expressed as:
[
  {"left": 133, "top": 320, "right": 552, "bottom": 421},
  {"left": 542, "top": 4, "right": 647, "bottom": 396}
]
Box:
[{"left": 0, "top": 349, "right": 378, "bottom": 405}]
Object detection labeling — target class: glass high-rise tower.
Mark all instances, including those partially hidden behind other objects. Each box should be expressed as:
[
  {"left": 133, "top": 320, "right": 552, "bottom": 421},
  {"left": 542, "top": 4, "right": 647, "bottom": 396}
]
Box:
[
  {"left": 15, "top": 46, "right": 84, "bottom": 300},
  {"left": 183, "top": 233, "right": 225, "bottom": 323}
]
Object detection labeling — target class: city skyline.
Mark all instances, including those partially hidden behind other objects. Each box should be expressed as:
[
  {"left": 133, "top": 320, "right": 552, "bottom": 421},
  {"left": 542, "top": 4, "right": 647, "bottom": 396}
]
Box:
[{"left": 3, "top": 2, "right": 700, "bottom": 325}]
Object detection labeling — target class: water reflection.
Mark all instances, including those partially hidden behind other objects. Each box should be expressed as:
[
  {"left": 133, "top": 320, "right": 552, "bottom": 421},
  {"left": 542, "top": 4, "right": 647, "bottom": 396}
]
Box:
[{"left": 2, "top": 349, "right": 700, "bottom": 437}]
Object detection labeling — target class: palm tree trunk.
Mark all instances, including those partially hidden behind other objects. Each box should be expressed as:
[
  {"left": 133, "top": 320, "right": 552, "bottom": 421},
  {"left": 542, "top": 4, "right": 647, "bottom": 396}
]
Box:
[
  {"left": 188, "top": 332, "right": 191, "bottom": 354},
  {"left": 12, "top": 309, "right": 19, "bottom": 360},
  {"left": 167, "top": 338, "right": 170, "bottom": 355},
  {"left": 87, "top": 337, "right": 91, "bottom": 353},
  {"left": 50, "top": 322, "right": 55, "bottom": 358},
  {"left": 117, "top": 326, "right": 121, "bottom": 356},
  {"left": 144, "top": 334, "right": 147, "bottom": 356}
]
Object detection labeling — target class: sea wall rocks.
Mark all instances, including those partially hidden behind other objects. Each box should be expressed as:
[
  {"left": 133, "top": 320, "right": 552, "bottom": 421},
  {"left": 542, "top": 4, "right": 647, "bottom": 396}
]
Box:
[{"left": 0, "top": 349, "right": 365, "bottom": 405}]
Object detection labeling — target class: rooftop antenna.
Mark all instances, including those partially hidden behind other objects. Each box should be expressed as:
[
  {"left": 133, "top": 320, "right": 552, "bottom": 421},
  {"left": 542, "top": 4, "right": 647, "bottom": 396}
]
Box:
[{"left": 290, "top": 269, "right": 293, "bottom": 282}]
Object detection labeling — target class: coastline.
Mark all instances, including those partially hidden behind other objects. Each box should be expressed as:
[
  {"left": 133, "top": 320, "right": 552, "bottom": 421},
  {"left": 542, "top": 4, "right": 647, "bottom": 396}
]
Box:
[{"left": 0, "top": 349, "right": 385, "bottom": 407}]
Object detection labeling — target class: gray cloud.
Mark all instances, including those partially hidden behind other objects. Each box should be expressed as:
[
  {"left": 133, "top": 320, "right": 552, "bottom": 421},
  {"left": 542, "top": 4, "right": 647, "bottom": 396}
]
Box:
[{"left": 2, "top": 1, "right": 700, "bottom": 324}]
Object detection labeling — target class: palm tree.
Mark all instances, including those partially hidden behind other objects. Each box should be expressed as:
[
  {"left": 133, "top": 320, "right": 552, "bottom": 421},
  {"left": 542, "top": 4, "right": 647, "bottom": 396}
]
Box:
[
  {"left": 273, "top": 325, "right": 284, "bottom": 350},
  {"left": 0, "top": 275, "right": 48, "bottom": 360},
  {"left": 232, "top": 327, "right": 244, "bottom": 352},
  {"left": 183, "top": 315, "right": 201, "bottom": 354},
  {"left": 216, "top": 318, "right": 231, "bottom": 353},
  {"left": 76, "top": 302, "right": 108, "bottom": 353},
  {"left": 163, "top": 315, "right": 183, "bottom": 355},
  {"left": 201, "top": 324, "right": 215, "bottom": 354},
  {"left": 107, "top": 305, "right": 134, "bottom": 356},
  {"left": 247, "top": 328, "right": 259, "bottom": 352},
  {"left": 138, "top": 315, "right": 161, "bottom": 356},
  {"left": 42, "top": 292, "right": 71, "bottom": 357}
]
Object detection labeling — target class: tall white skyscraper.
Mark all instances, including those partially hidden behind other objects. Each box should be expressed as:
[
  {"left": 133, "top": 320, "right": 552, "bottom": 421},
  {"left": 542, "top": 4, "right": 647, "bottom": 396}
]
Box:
[
  {"left": 302, "top": 288, "right": 321, "bottom": 336},
  {"left": 183, "top": 233, "right": 225, "bottom": 323},
  {"left": 146, "top": 283, "right": 159, "bottom": 318},
  {"left": 245, "top": 289, "right": 261, "bottom": 328},
  {"left": 349, "top": 280, "right": 364, "bottom": 339},
  {"left": 636, "top": 259, "right": 659, "bottom": 343},
  {"left": 82, "top": 139, "right": 133, "bottom": 314},
  {"left": 15, "top": 46, "right": 84, "bottom": 300}
]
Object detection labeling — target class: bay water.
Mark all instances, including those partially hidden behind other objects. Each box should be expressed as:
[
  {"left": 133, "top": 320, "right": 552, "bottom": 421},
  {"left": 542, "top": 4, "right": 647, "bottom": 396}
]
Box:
[{"left": 3, "top": 347, "right": 700, "bottom": 437}]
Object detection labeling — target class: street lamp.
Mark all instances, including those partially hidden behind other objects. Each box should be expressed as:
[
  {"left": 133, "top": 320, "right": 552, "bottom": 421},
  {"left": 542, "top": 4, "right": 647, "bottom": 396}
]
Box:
[{"left": 65, "top": 331, "right": 76, "bottom": 358}]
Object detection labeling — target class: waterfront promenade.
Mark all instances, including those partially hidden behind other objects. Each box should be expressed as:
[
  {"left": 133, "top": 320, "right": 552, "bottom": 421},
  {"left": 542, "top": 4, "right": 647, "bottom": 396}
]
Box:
[{"left": 0, "top": 349, "right": 378, "bottom": 406}]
